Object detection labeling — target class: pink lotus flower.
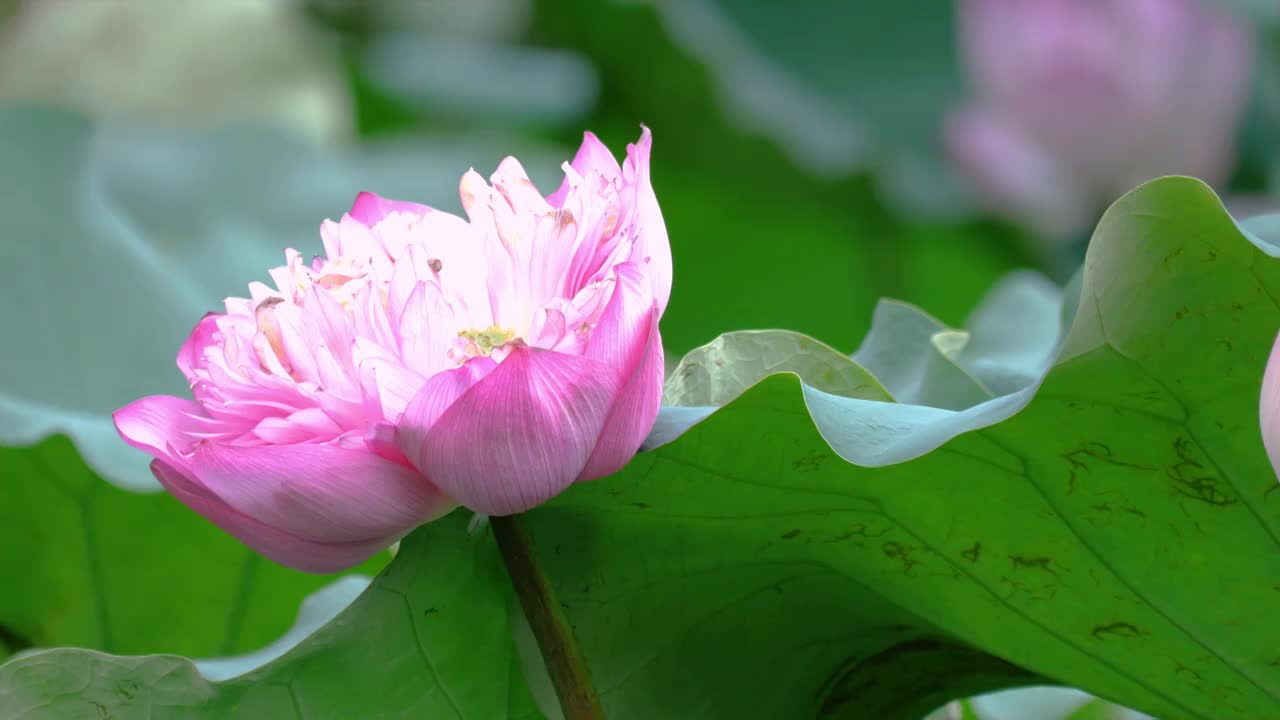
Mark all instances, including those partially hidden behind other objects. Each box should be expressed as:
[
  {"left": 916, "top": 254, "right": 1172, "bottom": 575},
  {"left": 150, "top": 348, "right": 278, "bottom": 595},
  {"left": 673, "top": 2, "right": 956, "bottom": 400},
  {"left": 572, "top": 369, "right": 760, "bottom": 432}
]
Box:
[
  {"left": 946, "top": 0, "right": 1254, "bottom": 238},
  {"left": 115, "top": 129, "right": 670, "bottom": 573}
]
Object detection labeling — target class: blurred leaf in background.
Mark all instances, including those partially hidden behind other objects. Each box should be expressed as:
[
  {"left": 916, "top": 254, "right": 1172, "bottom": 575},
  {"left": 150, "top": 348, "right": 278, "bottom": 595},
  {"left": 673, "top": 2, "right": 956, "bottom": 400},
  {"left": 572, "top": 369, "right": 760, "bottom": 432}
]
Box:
[
  {"left": 352, "top": 0, "right": 600, "bottom": 130},
  {"left": 618, "top": 0, "right": 970, "bottom": 217}
]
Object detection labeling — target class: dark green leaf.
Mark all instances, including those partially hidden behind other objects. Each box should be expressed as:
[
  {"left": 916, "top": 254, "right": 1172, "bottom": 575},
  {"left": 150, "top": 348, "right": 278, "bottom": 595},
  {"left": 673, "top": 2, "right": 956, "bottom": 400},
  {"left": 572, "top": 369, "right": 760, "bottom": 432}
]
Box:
[
  {"left": 0, "top": 436, "right": 386, "bottom": 662},
  {"left": 0, "top": 513, "right": 542, "bottom": 719}
]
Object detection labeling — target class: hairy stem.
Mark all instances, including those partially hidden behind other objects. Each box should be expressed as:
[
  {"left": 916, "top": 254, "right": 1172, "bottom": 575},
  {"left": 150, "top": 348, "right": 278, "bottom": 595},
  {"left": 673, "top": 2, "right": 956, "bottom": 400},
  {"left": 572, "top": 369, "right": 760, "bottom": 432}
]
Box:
[{"left": 491, "top": 514, "right": 604, "bottom": 720}]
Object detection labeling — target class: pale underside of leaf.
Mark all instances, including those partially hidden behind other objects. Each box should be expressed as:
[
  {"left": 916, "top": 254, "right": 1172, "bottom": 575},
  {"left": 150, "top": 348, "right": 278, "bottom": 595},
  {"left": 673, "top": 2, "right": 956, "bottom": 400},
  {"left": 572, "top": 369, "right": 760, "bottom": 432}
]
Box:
[{"left": 663, "top": 328, "right": 893, "bottom": 407}]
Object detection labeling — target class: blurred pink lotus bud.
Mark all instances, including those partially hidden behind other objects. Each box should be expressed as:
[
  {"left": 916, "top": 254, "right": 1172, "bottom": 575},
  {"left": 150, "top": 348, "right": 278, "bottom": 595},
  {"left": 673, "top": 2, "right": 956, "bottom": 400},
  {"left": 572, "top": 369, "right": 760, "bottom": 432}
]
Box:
[
  {"left": 946, "top": 0, "right": 1254, "bottom": 238},
  {"left": 115, "top": 129, "right": 670, "bottom": 572}
]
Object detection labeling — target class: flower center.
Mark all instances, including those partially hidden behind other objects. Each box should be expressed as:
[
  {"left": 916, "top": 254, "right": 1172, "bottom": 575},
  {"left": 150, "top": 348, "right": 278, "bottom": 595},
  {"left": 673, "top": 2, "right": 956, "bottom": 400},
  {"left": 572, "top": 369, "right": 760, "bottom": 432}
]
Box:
[{"left": 457, "top": 326, "right": 516, "bottom": 357}]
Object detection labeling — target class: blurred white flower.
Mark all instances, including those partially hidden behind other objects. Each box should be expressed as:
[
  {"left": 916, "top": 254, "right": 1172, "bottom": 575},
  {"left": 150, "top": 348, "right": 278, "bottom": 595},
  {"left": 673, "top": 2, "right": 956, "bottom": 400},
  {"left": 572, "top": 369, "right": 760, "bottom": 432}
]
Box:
[{"left": 0, "top": 0, "right": 350, "bottom": 140}]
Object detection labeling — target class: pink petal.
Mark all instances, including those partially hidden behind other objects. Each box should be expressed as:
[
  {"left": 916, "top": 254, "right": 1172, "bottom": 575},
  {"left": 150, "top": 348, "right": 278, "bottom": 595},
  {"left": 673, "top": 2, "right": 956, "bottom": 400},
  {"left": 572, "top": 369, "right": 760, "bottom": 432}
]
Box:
[
  {"left": 353, "top": 290, "right": 399, "bottom": 354},
  {"left": 396, "top": 280, "right": 457, "bottom": 378},
  {"left": 362, "top": 422, "right": 405, "bottom": 465},
  {"left": 527, "top": 306, "right": 571, "bottom": 351},
  {"left": 151, "top": 460, "right": 395, "bottom": 574},
  {"left": 304, "top": 288, "right": 359, "bottom": 396},
  {"left": 348, "top": 191, "right": 432, "bottom": 226},
  {"left": 622, "top": 127, "right": 672, "bottom": 315},
  {"left": 492, "top": 157, "right": 553, "bottom": 215},
  {"left": 584, "top": 262, "right": 653, "bottom": 370},
  {"left": 176, "top": 314, "right": 220, "bottom": 381},
  {"left": 547, "top": 131, "right": 623, "bottom": 207},
  {"left": 251, "top": 407, "right": 343, "bottom": 444},
  {"left": 187, "top": 442, "right": 453, "bottom": 544},
  {"left": 272, "top": 303, "right": 321, "bottom": 384},
  {"left": 579, "top": 308, "right": 663, "bottom": 481},
  {"left": 114, "top": 395, "right": 208, "bottom": 463},
  {"left": 1260, "top": 332, "right": 1280, "bottom": 483},
  {"left": 421, "top": 347, "right": 619, "bottom": 515},
  {"left": 358, "top": 354, "right": 426, "bottom": 423},
  {"left": 396, "top": 357, "right": 498, "bottom": 470}
]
